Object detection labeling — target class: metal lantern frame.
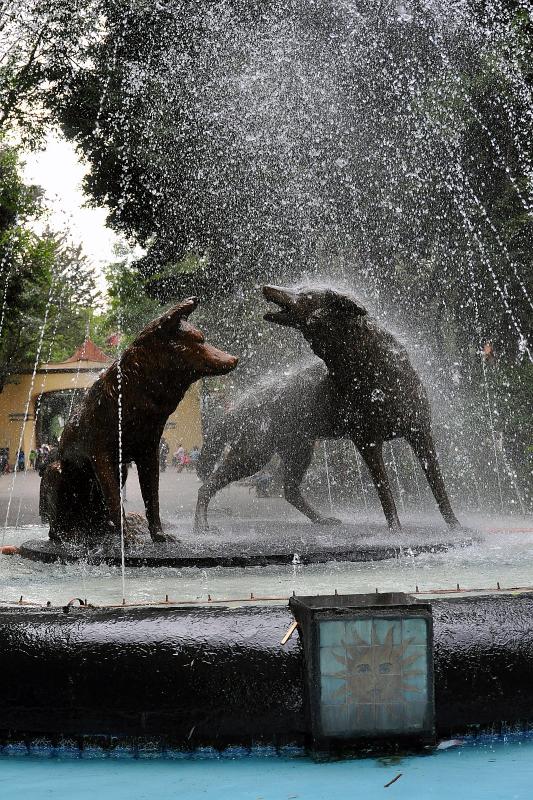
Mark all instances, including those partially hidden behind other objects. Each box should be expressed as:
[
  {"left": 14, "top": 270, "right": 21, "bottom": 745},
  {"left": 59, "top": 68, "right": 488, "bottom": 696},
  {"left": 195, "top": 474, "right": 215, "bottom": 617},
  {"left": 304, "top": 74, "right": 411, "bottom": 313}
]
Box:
[{"left": 289, "top": 592, "right": 435, "bottom": 752}]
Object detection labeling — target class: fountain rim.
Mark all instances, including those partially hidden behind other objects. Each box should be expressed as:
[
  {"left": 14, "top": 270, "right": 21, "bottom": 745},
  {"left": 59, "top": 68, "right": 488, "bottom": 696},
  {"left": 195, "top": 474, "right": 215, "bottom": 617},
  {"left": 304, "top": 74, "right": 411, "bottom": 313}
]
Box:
[{"left": 1, "top": 583, "right": 532, "bottom": 613}]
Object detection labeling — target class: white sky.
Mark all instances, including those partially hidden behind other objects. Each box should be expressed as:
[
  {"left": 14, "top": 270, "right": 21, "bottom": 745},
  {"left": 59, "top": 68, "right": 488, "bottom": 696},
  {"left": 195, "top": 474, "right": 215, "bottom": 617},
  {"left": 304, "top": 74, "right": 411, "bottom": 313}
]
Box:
[{"left": 22, "top": 133, "right": 120, "bottom": 295}]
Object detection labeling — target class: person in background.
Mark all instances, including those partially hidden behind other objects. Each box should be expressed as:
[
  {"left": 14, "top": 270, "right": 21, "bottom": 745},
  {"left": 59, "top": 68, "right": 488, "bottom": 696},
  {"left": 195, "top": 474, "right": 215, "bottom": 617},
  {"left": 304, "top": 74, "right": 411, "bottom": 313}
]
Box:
[
  {"left": 0, "top": 448, "right": 8, "bottom": 474},
  {"left": 254, "top": 469, "right": 273, "bottom": 498},
  {"left": 175, "top": 443, "right": 185, "bottom": 473},
  {"left": 37, "top": 444, "right": 52, "bottom": 477},
  {"left": 34, "top": 447, "right": 42, "bottom": 474},
  {"left": 189, "top": 445, "right": 200, "bottom": 471},
  {"left": 17, "top": 449, "right": 25, "bottom": 472},
  {"left": 29, "top": 449, "right": 37, "bottom": 470}
]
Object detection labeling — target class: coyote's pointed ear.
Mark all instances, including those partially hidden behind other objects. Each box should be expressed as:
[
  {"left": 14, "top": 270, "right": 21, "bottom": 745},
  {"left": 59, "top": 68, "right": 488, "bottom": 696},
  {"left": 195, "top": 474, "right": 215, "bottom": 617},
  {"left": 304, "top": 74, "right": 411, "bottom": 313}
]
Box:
[
  {"left": 134, "top": 297, "right": 199, "bottom": 343},
  {"left": 165, "top": 297, "right": 199, "bottom": 321},
  {"left": 326, "top": 290, "right": 367, "bottom": 317},
  {"left": 157, "top": 297, "right": 199, "bottom": 336}
]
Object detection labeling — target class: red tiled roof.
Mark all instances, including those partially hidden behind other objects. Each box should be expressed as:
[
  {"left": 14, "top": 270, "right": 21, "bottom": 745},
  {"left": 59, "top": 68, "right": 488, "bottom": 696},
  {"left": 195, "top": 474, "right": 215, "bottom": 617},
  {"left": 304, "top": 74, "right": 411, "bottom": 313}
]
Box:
[{"left": 64, "top": 339, "right": 111, "bottom": 364}]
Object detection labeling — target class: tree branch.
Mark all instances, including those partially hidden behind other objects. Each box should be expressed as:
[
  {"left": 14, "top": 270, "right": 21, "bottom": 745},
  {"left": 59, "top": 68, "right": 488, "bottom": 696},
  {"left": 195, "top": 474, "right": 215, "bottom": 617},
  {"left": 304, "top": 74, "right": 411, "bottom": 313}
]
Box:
[{"left": 0, "top": 23, "right": 47, "bottom": 130}]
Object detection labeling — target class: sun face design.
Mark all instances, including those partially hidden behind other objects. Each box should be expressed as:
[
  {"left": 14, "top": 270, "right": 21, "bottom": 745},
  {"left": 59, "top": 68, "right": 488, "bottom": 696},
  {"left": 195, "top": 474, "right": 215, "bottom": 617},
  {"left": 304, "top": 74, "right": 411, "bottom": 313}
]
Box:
[
  {"left": 328, "top": 622, "right": 424, "bottom": 704},
  {"left": 318, "top": 617, "right": 430, "bottom": 735}
]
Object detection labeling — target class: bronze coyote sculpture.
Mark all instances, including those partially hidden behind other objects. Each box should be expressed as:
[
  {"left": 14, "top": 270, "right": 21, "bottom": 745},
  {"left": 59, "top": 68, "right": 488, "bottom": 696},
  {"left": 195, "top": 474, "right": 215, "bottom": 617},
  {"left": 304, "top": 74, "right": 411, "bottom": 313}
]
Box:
[
  {"left": 40, "top": 298, "right": 237, "bottom": 543},
  {"left": 195, "top": 286, "right": 459, "bottom": 532},
  {"left": 262, "top": 285, "right": 460, "bottom": 530}
]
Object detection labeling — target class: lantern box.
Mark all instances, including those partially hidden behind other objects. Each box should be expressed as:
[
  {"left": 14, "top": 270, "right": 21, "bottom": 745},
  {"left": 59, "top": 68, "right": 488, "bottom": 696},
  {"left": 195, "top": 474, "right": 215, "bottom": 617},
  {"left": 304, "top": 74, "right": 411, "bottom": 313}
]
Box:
[{"left": 289, "top": 592, "right": 435, "bottom": 750}]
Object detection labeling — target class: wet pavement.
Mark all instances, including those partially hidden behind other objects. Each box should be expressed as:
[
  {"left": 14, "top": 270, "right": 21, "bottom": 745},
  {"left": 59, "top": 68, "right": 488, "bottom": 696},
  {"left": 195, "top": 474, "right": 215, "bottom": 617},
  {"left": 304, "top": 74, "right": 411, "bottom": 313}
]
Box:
[{"left": 0, "top": 467, "right": 293, "bottom": 528}]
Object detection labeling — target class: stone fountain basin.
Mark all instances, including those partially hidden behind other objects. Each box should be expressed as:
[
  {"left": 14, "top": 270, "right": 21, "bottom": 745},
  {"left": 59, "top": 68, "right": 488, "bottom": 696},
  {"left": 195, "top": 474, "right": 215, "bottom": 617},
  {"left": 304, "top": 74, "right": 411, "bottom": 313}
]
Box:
[{"left": 19, "top": 519, "right": 480, "bottom": 568}]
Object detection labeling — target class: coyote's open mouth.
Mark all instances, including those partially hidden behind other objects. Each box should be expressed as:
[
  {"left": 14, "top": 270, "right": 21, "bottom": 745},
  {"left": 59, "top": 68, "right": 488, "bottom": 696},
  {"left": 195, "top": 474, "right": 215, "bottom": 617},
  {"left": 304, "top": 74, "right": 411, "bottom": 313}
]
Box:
[{"left": 262, "top": 285, "right": 300, "bottom": 327}]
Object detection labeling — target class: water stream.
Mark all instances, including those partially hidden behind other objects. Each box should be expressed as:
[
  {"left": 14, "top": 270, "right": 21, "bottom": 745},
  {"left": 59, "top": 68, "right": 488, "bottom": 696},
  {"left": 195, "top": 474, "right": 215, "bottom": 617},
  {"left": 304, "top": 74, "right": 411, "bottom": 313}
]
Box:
[{"left": 1, "top": 480, "right": 532, "bottom": 608}]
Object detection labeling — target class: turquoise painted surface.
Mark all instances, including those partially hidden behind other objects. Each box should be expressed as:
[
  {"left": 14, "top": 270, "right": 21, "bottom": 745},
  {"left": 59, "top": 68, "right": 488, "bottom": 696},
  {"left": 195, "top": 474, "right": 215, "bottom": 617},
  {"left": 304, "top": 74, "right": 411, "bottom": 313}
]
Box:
[{"left": 0, "top": 738, "right": 532, "bottom": 800}]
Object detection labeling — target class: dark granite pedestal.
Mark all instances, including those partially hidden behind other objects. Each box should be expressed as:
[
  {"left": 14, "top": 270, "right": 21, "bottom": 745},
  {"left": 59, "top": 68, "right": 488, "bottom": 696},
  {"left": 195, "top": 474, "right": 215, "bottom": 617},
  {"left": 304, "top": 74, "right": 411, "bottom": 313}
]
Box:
[{"left": 19, "top": 518, "right": 479, "bottom": 568}]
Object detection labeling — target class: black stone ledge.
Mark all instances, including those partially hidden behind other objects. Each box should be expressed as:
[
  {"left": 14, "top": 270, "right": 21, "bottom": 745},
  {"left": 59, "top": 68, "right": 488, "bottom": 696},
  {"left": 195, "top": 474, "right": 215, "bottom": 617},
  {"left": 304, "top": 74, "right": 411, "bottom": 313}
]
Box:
[{"left": 0, "top": 594, "right": 532, "bottom": 748}]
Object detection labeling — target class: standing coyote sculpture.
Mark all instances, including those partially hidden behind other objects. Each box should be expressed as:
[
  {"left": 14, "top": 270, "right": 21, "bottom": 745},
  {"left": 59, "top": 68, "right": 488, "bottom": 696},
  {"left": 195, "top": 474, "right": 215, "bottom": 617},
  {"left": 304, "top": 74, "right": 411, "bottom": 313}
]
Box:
[
  {"left": 262, "top": 285, "right": 459, "bottom": 531},
  {"left": 194, "top": 287, "right": 459, "bottom": 532},
  {"left": 195, "top": 361, "right": 341, "bottom": 531}
]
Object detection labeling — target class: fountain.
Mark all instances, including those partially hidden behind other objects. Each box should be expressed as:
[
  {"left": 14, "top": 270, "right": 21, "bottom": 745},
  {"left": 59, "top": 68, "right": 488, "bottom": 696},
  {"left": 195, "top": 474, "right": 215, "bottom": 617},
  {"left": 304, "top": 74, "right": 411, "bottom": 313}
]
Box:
[
  {"left": 19, "top": 287, "right": 476, "bottom": 571},
  {"left": 0, "top": 0, "right": 532, "bottom": 771}
]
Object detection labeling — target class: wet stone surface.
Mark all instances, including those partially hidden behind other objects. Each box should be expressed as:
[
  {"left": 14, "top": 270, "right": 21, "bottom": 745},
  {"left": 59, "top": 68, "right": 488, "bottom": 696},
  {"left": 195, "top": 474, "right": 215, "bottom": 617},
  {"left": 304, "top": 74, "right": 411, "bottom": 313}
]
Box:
[{"left": 19, "top": 520, "right": 480, "bottom": 568}]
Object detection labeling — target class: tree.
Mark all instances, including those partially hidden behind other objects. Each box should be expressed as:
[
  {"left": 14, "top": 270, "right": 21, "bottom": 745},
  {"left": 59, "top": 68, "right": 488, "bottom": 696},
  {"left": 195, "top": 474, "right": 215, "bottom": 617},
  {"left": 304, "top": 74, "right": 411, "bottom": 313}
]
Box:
[
  {"left": 0, "top": 0, "right": 99, "bottom": 146},
  {"left": 0, "top": 142, "right": 100, "bottom": 391},
  {"left": 0, "top": 142, "right": 52, "bottom": 390},
  {"left": 99, "top": 245, "right": 162, "bottom": 346},
  {"left": 51, "top": 1, "right": 531, "bottom": 347},
  {"left": 44, "top": 236, "right": 101, "bottom": 362},
  {"left": 52, "top": 2, "right": 465, "bottom": 294}
]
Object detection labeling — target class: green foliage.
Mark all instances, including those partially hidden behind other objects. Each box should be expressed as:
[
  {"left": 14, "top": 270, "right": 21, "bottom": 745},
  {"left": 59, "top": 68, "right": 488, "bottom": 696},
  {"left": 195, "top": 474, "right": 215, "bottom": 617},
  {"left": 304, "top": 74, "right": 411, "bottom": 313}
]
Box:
[
  {"left": 493, "top": 358, "right": 533, "bottom": 503},
  {"left": 0, "top": 142, "right": 100, "bottom": 390},
  {"left": 0, "top": 0, "right": 99, "bottom": 147},
  {"left": 47, "top": 1, "right": 531, "bottom": 362},
  {"left": 0, "top": 0, "right": 105, "bottom": 382},
  {"left": 0, "top": 143, "right": 50, "bottom": 388},
  {"left": 44, "top": 237, "right": 101, "bottom": 362},
  {"left": 99, "top": 249, "right": 163, "bottom": 346}
]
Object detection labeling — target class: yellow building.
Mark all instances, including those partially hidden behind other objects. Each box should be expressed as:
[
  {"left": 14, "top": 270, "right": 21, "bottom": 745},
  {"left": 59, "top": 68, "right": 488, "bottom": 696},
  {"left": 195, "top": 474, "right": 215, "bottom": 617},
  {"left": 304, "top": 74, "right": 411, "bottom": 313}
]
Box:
[{"left": 0, "top": 340, "right": 203, "bottom": 467}]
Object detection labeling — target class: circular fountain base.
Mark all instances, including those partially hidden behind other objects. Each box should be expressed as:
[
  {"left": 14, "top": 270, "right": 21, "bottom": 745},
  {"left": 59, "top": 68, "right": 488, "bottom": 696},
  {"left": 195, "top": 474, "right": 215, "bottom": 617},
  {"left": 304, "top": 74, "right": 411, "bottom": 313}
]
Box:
[{"left": 19, "top": 519, "right": 479, "bottom": 568}]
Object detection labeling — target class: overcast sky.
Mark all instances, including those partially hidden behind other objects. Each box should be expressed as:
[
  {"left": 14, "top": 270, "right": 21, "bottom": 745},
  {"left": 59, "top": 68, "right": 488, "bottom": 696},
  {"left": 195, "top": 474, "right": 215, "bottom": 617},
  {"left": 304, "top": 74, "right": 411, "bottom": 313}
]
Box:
[{"left": 22, "top": 134, "right": 120, "bottom": 294}]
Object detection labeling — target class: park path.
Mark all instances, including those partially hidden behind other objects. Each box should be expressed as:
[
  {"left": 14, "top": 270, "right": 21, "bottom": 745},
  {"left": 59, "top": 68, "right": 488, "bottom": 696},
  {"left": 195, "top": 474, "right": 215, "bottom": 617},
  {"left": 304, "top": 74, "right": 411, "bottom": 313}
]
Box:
[{"left": 0, "top": 467, "right": 290, "bottom": 528}]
